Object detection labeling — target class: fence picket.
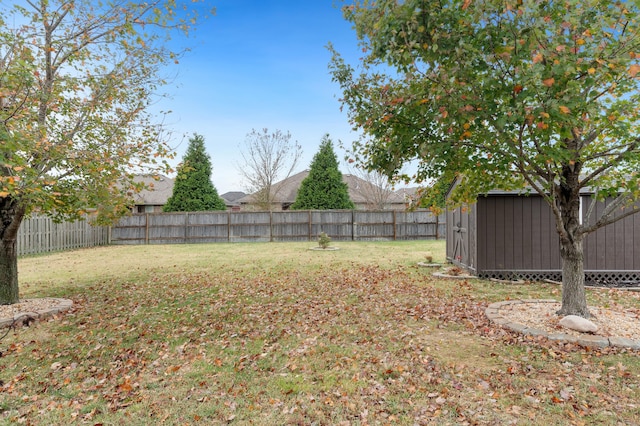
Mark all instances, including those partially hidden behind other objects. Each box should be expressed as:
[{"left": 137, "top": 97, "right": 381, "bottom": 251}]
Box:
[
  {"left": 17, "top": 215, "right": 110, "bottom": 256},
  {"left": 16, "top": 210, "right": 446, "bottom": 256},
  {"left": 110, "top": 210, "right": 446, "bottom": 244}
]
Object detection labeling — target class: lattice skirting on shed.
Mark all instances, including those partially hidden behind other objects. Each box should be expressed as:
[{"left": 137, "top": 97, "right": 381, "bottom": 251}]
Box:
[{"left": 478, "top": 270, "right": 640, "bottom": 286}]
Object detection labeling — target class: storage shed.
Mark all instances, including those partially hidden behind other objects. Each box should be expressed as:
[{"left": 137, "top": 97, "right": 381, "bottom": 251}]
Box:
[{"left": 446, "top": 187, "right": 640, "bottom": 285}]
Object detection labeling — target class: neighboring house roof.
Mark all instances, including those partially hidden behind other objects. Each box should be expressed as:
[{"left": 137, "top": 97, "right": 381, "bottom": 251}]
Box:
[
  {"left": 129, "top": 175, "right": 245, "bottom": 209},
  {"left": 237, "top": 170, "right": 308, "bottom": 205},
  {"left": 394, "top": 187, "right": 420, "bottom": 208},
  {"left": 221, "top": 191, "right": 247, "bottom": 204},
  {"left": 396, "top": 187, "right": 420, "bottom": 199},
  {"left": 342, "top": 173, "right": 405, "bottom": 205},
  {"left": 131, "top": 174, "right": 174, "bottom": 205},
  {"left": 237, "top": 170, "right": 405, "bottom": 206}
]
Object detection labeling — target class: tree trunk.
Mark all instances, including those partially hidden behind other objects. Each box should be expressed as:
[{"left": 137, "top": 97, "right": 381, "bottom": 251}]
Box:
[
  {"left": 0, "top": 196, "right": 25, "bottom": 305},
  {"left": 0, "top": 236, "right": 19, "bottom": 305},
  {"left": 557, "top": 234, "right": 590, "bottom": 318},
  {"left": 554, "top": 161, "right": 590, "bottom": 318}
]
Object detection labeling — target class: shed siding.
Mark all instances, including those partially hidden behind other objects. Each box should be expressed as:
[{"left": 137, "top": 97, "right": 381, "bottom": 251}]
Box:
[
  {"left": 447, "top": 185, "right": 640, "bottom": 283},
  {"left": 476, "top": 195, "right": 561, "bottom": 272},
  {"left": 583, "top": 198, "right": 640, "bottom": 271}
]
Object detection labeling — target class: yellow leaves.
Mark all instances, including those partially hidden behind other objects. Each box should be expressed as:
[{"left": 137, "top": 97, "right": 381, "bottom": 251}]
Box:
[
  {"left": 540, "top": 112, "right": 550, "bottom": 119},
  {"left": 588, "top": 68, "right": 596, "bottom": 75},
  {"left": 628, "top": 64, "right": 640, "bottom": 77},
  {"left": 533, "top": 53, "right": 544, "bottom": 64},
  {"left": 543, "top": 77, "right": 555, "bottom": 87},
  {"left": 0, "top": 191, "right": 8, "bottom": 198},
  {"left": 576, "top": 39, "right": 585, "bottom": 46},
  {"left": 559, "top": 106, "right": 571, "bottom": 114}
]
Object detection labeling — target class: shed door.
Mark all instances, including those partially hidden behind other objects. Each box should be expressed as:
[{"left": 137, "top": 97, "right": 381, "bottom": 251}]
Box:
[{"left": 452, "top": 209, "right": 469, "bottom": 266}]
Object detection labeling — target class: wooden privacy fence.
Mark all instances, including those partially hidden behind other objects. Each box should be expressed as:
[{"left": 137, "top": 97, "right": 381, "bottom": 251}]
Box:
[
  {"left": 111, "top": 210, "right": 446, "bottom": 245},
  {"left": 17, "top": 215, "right": 110, "bottom": 256}
]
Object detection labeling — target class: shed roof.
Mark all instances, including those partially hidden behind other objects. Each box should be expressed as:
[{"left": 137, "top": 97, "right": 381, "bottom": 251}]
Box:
[{"left": 446, "top": 176, "right": 601, "bottom": 199}]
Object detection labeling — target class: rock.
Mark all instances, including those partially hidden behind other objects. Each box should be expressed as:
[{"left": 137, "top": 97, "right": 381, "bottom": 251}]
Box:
[{"left": 559, "top": 315, "right": 598, "bottom": 333}]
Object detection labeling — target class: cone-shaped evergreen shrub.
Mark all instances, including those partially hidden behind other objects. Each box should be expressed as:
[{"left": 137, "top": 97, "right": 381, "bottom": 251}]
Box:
[
  {"left": 163, "top": 134, "right": 226, "bottom": 212},
  {"left": 291, "top": 135, "right": 354, "bottom": 210}
]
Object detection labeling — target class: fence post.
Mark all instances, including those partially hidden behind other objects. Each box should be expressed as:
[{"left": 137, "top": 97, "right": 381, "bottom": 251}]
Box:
[
  {"left": 436, "top": 214, "right": 439, "bottom": 240},
  {"left": 145, "top": 213, "right": 149, "bottom": 244},
  {"left": 352, "top": 210, "right": 355, "bottom": 241},
  {"left": 393, "top": 210, "right": 397, "bottom": 241}
]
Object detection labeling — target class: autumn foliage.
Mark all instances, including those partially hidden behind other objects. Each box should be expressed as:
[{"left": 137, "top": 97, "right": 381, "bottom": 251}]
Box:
[
  {"left": 0, "top": 1, "right": 210, "bottom": 304},
  {"left": 330, "top": 0, "right": 640, "bottom": 318}
]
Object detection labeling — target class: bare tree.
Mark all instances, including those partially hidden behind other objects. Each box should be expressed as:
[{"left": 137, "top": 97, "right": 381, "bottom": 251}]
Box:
[
  {"left": 238, "top": 128, "right": 303, "bottom": 210},
  {"left": 346, "top": 166, "right": 397, "bottom": 210}
]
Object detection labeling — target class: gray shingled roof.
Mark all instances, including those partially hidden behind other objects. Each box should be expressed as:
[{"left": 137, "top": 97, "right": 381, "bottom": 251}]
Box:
[
  {"left": 131, "top": 174, "right": 175, "bottom": 205},
  {"left": 237, "top": 170, "right": 405, "bottom": 205},
  {"left": 221, "top": 191, "right": 247, "bottom": 204}
]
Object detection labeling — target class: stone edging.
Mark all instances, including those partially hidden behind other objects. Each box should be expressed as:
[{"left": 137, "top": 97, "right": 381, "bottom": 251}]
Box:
[
  {"left": 485, "top": 299, "right": 640, "bottom": 350},
  {"left": 417, "top": 262, "right": 442, "bottom": 268},
  {"left": 432, "top": 271, "right": 476, "bottom": 280},
  {"left": 0, "top": 298, "right": 73, "bottom": 329}
]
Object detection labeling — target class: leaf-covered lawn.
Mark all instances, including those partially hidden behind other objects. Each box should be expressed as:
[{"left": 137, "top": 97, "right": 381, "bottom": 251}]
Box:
[{"left": 2, "top": 241, "right": 640, "bottom": 425}]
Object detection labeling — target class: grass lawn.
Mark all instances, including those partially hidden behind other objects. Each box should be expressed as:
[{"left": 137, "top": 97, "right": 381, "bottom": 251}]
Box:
[{"left": 2, "top": 240, "right": 640, "bottom": 425}]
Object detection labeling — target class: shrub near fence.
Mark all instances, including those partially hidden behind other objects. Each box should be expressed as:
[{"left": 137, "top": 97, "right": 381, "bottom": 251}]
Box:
[
  {"left": 17, "top": 214, "right": 110, "bottom": 256},
  {"left": 111, "top": 210, "right": 445, "bottom": 245}
]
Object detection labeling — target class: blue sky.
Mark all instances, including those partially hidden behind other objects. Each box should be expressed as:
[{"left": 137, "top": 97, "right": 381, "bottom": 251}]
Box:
[{"left": 157, "top": 1, "right": 364, "bottom": 194}]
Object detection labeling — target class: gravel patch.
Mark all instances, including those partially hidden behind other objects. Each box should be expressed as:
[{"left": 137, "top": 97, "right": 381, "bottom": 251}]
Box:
[
  {"left": 0, "top": 298, "right": 73, "bottom": 328},
  {"left": 487, "top": 299, "right": 640, "bottom": 348}
]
